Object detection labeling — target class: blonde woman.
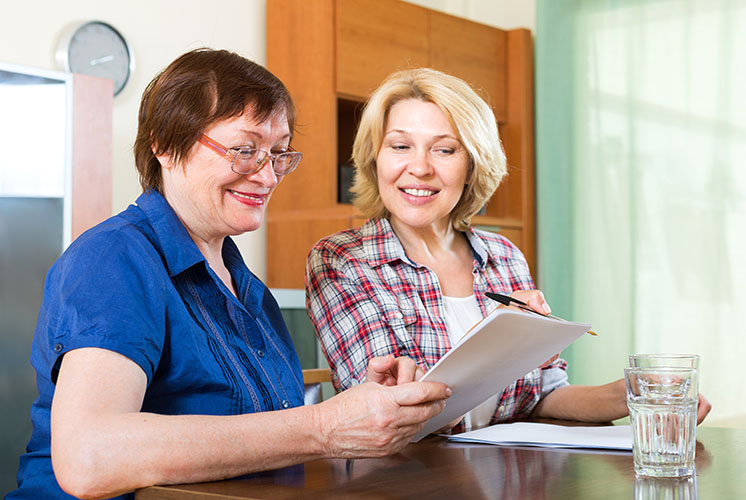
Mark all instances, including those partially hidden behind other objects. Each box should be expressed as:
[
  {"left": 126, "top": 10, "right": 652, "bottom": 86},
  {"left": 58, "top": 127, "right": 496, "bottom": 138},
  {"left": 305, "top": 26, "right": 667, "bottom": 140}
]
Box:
[{"left": 306, "top": 68, "right": 711, "bottom": 432}]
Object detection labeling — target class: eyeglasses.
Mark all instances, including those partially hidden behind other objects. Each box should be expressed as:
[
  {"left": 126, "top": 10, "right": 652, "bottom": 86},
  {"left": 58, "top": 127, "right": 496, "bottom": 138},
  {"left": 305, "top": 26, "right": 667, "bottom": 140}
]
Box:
[{"left": 198, "top": 134, "right": 303, "bottom": 176}]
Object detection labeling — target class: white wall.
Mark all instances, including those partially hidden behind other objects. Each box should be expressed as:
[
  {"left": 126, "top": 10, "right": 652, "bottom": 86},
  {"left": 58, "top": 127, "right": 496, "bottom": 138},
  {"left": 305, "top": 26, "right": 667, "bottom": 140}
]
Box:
[
  {"left": 0, "top": 0, "right": 534, "bottom": 279},
  {"left": 408, "top": 0, "right": 535, "bottom": 30}
]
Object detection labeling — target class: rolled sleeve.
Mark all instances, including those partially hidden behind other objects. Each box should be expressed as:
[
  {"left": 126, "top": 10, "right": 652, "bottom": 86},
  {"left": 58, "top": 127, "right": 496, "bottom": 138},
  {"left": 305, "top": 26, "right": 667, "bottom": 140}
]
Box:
[{"left": 43, "top": 226, "right": 168, "bottom": 384}]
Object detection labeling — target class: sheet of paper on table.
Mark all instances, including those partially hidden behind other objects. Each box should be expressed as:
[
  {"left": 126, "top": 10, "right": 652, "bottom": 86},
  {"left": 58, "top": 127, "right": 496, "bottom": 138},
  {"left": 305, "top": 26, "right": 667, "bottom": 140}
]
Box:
[
  {"left": 413, "top": 309, "right": 591, "bottom": 441},
  {"left": 446, "top": 422, "right": 633, "bottom": 451}
]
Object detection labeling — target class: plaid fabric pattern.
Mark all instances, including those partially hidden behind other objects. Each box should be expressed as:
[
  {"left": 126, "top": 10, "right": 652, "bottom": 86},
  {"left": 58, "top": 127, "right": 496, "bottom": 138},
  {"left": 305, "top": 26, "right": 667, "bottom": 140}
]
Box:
[{"left": 305, "top": 217, "right": 568, "bottom": 425}]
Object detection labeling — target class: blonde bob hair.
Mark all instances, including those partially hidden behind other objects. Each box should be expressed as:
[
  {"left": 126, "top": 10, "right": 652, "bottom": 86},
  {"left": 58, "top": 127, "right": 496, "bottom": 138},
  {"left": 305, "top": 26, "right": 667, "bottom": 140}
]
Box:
[{"left": 350, "top": 67, "right": 506, "bottom": 231}]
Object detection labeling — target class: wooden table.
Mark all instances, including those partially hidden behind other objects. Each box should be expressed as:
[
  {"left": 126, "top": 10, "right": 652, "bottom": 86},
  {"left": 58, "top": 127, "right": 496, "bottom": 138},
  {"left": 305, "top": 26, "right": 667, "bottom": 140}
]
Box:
[{"left": 136, "top": 426, "right": 744, "bottom": 499}]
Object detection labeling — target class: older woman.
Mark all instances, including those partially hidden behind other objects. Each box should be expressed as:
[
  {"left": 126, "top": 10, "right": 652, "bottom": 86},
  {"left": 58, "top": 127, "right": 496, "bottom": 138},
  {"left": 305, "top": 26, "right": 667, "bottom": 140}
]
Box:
[
  {"left": 305, "top": 68, "right": 710, "bottom": 432},
  {"left": 8, "top": 50, "right": 449, "bottom": 500}
]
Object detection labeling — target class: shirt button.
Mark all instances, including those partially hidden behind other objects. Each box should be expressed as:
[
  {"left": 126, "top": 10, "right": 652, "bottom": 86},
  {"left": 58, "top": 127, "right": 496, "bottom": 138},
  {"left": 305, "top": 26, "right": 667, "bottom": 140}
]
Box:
[
  {"left": 395, "top": 312, "right": 403, "bottom": 320},
  {"left": 54, "top": 343, "right": 63, "bottom": 353},
  {"left": 256, "top": 349, "right": 264, "bottom": 357},
  {"left": 498, "top": 405, "right": 505, "bottom": 413},
  {"left": 281, "top": 399, "right": 289, "bottom": 408}
]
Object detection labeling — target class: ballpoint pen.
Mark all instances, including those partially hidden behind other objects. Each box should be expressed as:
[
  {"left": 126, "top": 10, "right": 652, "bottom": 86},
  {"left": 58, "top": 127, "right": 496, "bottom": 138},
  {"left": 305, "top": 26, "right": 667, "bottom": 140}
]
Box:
[{"left": 485, "top": 292, "right": 598, "bottom": 336}]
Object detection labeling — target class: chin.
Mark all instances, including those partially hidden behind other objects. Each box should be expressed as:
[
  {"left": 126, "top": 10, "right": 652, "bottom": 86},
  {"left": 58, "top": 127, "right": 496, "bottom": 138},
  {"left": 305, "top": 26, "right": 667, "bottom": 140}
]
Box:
[{"left": 227, "top": 218, "right": 264, "bottom": 236}]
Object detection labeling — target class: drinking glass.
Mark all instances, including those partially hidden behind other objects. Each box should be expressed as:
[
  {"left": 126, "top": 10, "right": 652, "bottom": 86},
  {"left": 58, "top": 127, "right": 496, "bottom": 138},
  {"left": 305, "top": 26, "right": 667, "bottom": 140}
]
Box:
[{"left": 625, "top": 367, "right": 698, "bottom": 477}]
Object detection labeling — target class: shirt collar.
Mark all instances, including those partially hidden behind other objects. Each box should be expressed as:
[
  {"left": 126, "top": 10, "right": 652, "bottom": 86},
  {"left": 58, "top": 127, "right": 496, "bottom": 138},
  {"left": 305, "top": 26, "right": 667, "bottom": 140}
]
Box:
[
  {"left": 361, "top": 218, "right": 411, "bottom": 268},
  {"left": 135, "top": 190, "right": 259, "bottom": 308},
  {"left": 135, "top": 190, "right": 207, "bottom": 277},
  {"left": 360, "top": 217, "right": 496, "bottom": 270},
  {"left": 464, "top": 227, "right": 490, "bottom": 268}
]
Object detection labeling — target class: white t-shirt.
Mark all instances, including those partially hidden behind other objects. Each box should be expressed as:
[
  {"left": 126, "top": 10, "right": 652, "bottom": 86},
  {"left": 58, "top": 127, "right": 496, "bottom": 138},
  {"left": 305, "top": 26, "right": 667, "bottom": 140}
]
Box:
[{"left": 442, "top": 295, "right": 499, "bottom": 430}]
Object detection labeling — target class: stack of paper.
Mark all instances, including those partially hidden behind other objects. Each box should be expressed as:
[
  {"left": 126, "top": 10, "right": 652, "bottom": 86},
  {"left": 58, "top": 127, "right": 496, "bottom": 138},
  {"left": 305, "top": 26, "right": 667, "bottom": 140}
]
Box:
[{"left": 447, "top": 422, "right": 632, "bottom": 451}]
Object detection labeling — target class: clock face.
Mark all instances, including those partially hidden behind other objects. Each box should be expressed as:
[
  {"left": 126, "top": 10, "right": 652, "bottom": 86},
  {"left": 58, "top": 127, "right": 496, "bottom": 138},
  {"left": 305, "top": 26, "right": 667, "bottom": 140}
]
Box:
[{"left": 59, "top": 21, "right": 133, "bottom": 96}]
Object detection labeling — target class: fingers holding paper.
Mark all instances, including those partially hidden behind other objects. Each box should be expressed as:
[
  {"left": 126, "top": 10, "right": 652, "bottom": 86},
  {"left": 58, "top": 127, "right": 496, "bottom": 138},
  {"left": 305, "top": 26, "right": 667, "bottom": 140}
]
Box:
[
  {"left": 318, "top": 379, "right": 451, "bottom": 458},
  {"left": 539, "top": 353, "right": 561, "bottom": 368}
]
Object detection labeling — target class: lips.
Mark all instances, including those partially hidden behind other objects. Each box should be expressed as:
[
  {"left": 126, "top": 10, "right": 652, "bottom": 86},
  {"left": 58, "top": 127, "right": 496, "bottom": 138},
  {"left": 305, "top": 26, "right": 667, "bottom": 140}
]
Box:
[{"left": 229, "top": 189, "right": 267, "bottom": 205}]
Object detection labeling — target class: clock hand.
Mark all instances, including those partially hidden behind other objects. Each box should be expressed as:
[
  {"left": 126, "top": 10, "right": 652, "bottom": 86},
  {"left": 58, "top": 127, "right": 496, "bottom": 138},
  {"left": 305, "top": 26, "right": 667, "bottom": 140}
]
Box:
[{"left": 90, "top": 55, "right": 114, "bottom": 66}]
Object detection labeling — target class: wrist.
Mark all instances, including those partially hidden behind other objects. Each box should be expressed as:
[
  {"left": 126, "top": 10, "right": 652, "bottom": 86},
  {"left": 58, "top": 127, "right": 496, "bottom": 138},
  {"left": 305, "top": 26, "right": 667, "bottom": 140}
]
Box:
[{"left": 309, "top": 400, "right": 334, "bottom": 458}]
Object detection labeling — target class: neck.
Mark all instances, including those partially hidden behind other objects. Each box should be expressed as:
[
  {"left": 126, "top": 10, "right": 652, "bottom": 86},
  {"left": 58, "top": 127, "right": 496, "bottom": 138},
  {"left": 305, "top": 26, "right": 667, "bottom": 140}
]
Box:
[
  {"left": 162, "top": 186, "right": 233, "bottom": 297},
  {"left": 389, "top": 217, "right": 465, "bottom": 262}
]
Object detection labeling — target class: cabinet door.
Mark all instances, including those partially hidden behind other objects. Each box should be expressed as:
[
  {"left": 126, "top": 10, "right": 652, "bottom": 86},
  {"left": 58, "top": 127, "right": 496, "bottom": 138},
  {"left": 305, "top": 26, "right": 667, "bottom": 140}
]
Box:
[
  {"left": 267, "top": 0, "right": 337, "bottom": 212},
  {"left": 336, "top": 0, "right": 429, "bottom": 99},
  {"left": 429, "top": 11, "right": 507, "bottom": 121}
]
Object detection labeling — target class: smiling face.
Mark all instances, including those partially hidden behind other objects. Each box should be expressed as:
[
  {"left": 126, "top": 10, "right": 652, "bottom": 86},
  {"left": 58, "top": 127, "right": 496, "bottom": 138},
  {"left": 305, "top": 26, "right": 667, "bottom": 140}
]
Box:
[
  {"left": 376, "top": 98, "right": 470, "bottom": 234},
  {"left": 160, "top": 107, "right": 290, "bottom": 245}
]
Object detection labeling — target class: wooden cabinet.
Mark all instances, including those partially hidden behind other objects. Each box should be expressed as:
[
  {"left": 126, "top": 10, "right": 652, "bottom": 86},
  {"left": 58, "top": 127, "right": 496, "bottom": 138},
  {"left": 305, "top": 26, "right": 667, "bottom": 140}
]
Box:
[
  {"left": 429, "top": 11, "right": 507, "bottom": 120},
  {"left": 336, "top": 0, "right": 430, "bottom": 98},
  {"left": 266, "top": 0, "right": 535, "bottom": 288}
]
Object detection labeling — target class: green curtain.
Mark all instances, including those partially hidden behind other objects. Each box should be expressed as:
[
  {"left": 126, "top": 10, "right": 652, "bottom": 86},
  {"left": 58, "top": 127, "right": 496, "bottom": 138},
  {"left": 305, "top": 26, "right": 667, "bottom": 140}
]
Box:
[{"left": 536, "top": 0, "right": 746, "bottom": 425}]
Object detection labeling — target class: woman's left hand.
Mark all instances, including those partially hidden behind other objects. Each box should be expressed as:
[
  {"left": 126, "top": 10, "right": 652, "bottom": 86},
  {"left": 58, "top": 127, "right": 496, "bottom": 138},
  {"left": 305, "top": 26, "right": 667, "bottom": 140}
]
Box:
[{"left": 696, "top": 393, "right": 712, "bottom": 424}]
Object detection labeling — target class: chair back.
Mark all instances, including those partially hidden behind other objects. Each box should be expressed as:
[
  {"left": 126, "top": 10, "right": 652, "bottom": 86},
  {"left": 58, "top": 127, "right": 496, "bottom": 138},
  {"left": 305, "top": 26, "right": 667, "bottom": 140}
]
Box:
[{"left": 302, "top": 368, "right": 332, "bottom": 405}]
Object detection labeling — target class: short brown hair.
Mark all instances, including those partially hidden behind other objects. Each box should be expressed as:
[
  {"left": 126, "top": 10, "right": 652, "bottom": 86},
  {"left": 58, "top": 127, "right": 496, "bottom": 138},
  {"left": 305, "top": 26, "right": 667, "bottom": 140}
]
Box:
[
  {"left": 134, "top": 48, "right": 296, "bottom": 192},
  {"left": 351, "top": 68, "right": 505, "bottom": 231}
]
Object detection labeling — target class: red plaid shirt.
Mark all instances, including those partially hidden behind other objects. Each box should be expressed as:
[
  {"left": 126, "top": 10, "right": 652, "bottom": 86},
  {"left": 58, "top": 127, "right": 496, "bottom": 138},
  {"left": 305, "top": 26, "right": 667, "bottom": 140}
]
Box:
[{"left": 305, "top": 218, "right": 568, "bottom": 426}]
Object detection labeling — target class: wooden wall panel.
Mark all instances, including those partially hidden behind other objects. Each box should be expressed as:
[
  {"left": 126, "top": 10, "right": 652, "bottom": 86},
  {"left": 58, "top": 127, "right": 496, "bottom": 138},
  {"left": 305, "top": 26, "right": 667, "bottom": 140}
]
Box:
[
  {"left": 267, "top": 214, "right": 352, "bottom": 288},
  {"left": 336, "top": 0, "right": 429, "bottom": 98},
  {"left": 497, "top": 227, "right": 523, "bottom": 250},
  {"left": 267, "top": 0, "right": 337, "bottom": 212},
  {"left": 501, "top": 29, "right": 536, "bottom": 274},
  {"left": 428, "top": 11, "right": 507, "bottom": 121},
  {"left": 71, "top": 74, "right": 112, "bottom": 241}
]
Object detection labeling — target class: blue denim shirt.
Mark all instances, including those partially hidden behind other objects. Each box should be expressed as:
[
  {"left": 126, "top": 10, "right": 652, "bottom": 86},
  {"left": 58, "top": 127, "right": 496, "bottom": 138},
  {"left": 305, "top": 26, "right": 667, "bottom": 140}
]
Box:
[{"left": 9, "top": 190, "right": 304, "bottom": 499}]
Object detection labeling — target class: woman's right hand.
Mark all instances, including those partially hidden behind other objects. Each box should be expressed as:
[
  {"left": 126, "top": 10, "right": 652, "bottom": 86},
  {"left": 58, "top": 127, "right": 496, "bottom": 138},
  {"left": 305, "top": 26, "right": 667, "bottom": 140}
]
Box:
[
  {"left": 509, "top": 289, "right": 552, "bottom": 315},
  {"left": 315, "top": 368, "right": 450, "bottom": 458}
]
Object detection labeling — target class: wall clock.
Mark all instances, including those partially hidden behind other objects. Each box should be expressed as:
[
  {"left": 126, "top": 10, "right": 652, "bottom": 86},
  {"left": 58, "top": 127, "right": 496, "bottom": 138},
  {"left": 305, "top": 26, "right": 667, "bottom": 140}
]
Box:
[{"left": 55, "top": 21, "right": 134, "bottom": 96}]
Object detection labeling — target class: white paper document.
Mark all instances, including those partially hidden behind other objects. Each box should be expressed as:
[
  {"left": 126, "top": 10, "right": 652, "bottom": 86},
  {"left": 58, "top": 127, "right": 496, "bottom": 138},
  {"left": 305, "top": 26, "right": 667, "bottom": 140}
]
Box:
[
  {"left": 447, "top": 422, "right": 633, "bottom": 451},
  {"left": 413, "top": 309, "right": 591, "bottom": 441}
]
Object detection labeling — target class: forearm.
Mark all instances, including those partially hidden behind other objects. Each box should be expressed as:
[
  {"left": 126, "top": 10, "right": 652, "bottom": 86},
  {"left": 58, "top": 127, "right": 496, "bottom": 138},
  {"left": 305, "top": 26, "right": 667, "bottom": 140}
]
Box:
[
  {"left": 531, "top": 379, "right": 628, "bottom": 422},
  {"left": 53, "top": 405, "right": 326, "bottom": 499}
]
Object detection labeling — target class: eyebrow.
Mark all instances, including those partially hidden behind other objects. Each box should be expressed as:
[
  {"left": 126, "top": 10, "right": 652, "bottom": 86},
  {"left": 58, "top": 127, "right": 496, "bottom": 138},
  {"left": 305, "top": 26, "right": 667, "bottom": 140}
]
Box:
[
  {"left": 232, "top": 129, "right": 291, "bottom": 142},
  {"left": 384, "top": 129, "right": 459, "bottom": 141}
]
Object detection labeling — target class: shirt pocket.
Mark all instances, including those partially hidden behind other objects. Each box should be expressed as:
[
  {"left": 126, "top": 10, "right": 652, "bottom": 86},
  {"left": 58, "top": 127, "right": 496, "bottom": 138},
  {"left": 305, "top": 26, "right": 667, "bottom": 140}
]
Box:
[{"left": 380, "top": 293, "right": 418, "bottom": 353}]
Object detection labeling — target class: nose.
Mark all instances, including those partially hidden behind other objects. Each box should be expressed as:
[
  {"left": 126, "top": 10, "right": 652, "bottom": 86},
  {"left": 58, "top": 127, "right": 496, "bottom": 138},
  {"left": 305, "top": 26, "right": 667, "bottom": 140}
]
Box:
[
  {"left": 248, "top": 154, "right": 279, "bottom": 187},
  {"left": 407, "top": 148, "right": 434, "bottom": 177}
]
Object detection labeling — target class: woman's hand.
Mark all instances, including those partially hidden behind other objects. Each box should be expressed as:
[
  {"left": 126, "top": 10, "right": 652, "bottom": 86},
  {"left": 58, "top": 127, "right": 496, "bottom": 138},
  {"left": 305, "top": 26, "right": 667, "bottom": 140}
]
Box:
[
  {"left": 367, "top": 356, "right": 460, "bottom": 433},
  {"left": 539, "top": 353, "right": 560, "bottom": 369},
  {"left": 365, "top": 355, "right": 424, "bottom": 386},
  {"left": 696, "top": 393, "right": 712, "bottom": 424},
  {"left": 509, "top": 289, "right": 551, "bottom": 315},
  {"left": 316, "top": 374, "right": 450, "bottom": 458}
]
